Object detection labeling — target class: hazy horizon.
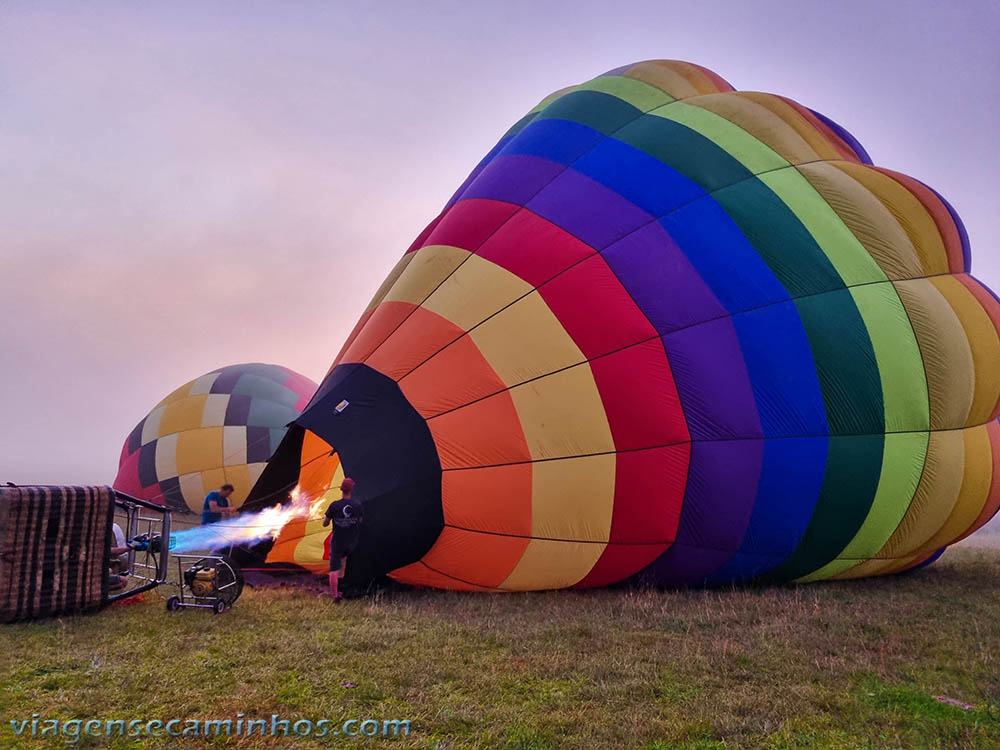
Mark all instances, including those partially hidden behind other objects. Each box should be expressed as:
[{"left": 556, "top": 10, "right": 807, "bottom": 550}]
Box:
[{"left": 2, "top": 0, "right": 999, "bottom": 517}]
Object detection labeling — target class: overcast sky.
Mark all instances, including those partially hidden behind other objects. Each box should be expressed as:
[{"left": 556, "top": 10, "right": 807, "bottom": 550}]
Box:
[{"left": 2, "top": 0, "right": 998, "bottom": 487}]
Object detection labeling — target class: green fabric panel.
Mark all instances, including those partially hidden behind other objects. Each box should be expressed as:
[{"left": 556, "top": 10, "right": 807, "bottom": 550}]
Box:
[
  {"left": 615, "top": 114, "right": 753, "bottom": 192},
  {"left": 713, "top": 177, "right": 845, "bottom": 298},
  {"left": 795, "top": 288, "right": 886, "bottom": 434},
  {"left": 758, "top": 169, "right": 886, "bottom": 287},
  {"left": 576, "top": 75, "right": 674, "bottom": 111},
  {"left": 653, "top": 101, "right": 788, "bottom": 176},
  {"left": 850, "top": 282, "right": 930, "bottom": 432},
  {"left": 767, "top": 433, "right": 885, "bottom": 581},
  {"left": 535, "top": 90, "right": 642, "bottom": 135},
  {"left": 795, "top": 430, "right": 929, "bottom": 581},
  {"left": 232, "top": 374, "right": 300, "bottom": 408}
]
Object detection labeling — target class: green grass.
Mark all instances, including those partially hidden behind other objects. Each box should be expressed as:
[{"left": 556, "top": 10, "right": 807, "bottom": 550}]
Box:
[{"left": 3, "top": 545, "right": 1000, "bottom": 748}]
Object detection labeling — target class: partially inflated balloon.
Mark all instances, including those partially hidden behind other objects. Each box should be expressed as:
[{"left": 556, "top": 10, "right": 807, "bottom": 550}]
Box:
[
  {"left": 115, "top": 363, "right": 317, "bottom": 513},
  {"left": 253, "top": 60, "right": 1000, "bottom": 590}
]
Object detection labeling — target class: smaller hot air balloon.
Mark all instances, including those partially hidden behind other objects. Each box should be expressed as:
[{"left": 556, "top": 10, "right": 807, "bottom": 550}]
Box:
[{"left": 114, "top": 363, "right": 317, "bottom": 513}]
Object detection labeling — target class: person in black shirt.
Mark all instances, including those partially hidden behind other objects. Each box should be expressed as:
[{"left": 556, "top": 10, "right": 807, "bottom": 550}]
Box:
[{"left": 322, "top": 477, "right": 363, "bottom": 601}]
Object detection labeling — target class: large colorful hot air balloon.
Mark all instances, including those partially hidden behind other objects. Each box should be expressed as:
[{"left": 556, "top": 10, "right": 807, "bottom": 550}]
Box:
[
  {"left": 250, "top": 59, "right": 1000, "bottom": 591},
  {"left": 115, "top": 363, "right": 317, "bottom": 513}
]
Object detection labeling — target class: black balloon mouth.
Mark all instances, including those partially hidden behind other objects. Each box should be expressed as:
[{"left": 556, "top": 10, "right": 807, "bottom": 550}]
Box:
[{"left": 246, "top": 363, "right": 444, "bottom": 588}]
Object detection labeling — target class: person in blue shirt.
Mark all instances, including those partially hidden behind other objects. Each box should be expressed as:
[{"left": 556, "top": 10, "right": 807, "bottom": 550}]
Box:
[{"left": 201, "top": 484, "right": 237, "bottom": 525}]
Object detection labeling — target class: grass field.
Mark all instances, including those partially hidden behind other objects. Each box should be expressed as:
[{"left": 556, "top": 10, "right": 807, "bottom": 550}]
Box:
[{"left": 3, "top": 544, "right": 1000, "bottom": 749}]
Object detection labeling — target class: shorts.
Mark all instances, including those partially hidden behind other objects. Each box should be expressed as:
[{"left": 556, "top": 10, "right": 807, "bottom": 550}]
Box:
[{"left": 330, "top": 536, "right": 358, "bottom": 572}]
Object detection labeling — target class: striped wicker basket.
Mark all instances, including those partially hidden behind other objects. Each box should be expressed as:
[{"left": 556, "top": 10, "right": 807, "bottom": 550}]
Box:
[{"left": 0, "top": 486, "right": 114, "bottom": 622}]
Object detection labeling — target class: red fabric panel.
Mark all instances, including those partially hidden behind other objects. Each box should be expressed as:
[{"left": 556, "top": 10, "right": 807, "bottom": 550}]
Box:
[
  {"left": 589, "top": 339, "right": 689, "bottom": 450},
  {"left": 539, "top": 254, "right": 658, "bottom": 359},
  {"left": 573, "top": 543, "right": 669, "bottom": 589},
  {"left": 419, "top": 198, "right": 520, "bottom": 252},
  {"left": 477, "top": 209, "right": 594, "bottom": 287}
]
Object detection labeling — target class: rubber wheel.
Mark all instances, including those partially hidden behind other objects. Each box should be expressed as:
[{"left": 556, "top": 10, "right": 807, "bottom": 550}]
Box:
[
  {"left": 213, "top": 600, "right": 227, "bottom": 615},
  {"left": 166, "top": 596, "right": 181, "bottom": 612}
]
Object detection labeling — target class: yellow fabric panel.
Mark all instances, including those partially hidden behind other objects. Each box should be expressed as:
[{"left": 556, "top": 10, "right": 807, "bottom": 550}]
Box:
[
  {"left": 141, "top": 405, "right": 165, "bottom": 445},
  {"left": 382, "top": 245, "right": 469, "bottom": 306},
  {"left": 421, "top": 254, "right": 533, "bottom": 331},
  {"left": 623, "top": 61, "right": 701, "bottom": 99},
  {"left": 795, "top": 162, "right": 924, "bottom": 280},
  {"left": 469, "top": 292, "right": 584, "bottom": 386},
  {"left": 364, "top": 252, "right": 414, "bottom": 314},
  {"left": 174, "top": 426, "right": 223, "bottom": 475},
  {"left": 893, "top": 279, "right": 974, "bottom": 430},
  {"left": 197, "top": 467, "right": 227, "bottom": 504},
  {"left": 738, "top": 93, "right": 842, "bottom": 162},
  {"left": 158, "top": 395, "right": 209, "bottom": 437},
  {"left": 222, "top": 464, "right": 252, "bottom": 508},
  {"left": 498, "top": 538, "right": 606, "bottom": 591},
  {"left": 687, "top": 92, "right": 820, "bottom": 165},
  {"left": 835, "top": 429, "right": 964, "bottom": 579},
  {"left": 911, "top": 425, "right": 993, "bottom": 554},
  {"left": 153, "top": 433, "right": 178, "bottom": 480},
  {"left": 509, "top": 365, "right": 615, "bottom": 460},
  {"left": 530, "top": 454, "right": 615, "bottom": 542},
  {"left": 178, "top": 472, "right": 206, "bottom": 513},
  {"left": 222, "top": 426, "right": 247, "bottom": 466},
  {"left": 930, "top": 275, "right": 1000, "bottom": 425},
  {"left": 155, "top": 380, "right": 195, "bottom": 408},
  {"left": 832, "top": 162, "right": 949, "bottom": 275},
  {"left": 200, "top": 394, "right": 230, "bottom": 428}
]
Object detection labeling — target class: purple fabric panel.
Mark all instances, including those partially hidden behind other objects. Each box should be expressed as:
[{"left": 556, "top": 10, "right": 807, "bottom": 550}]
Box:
[
  {"left": 642, "top": 438, "right": 765, "bottom": 585},
  {"left": 210, "top": 368, "right": 242, "bottom": 395},
  {"left": 246, "top": 425, "right": 273, "bottom": 463},
  {"left": 526, "top": 169, "right": 653, "bottom": 249},
  {"left": 459, "top": 154, "right": 566, "bottom": 207},
  {"left": 660, "top": 318, "right": 761, "bottom": 441},
  {"left": 602, "top": 221, "right": 726, "bottom": 333},
  {"left": 806, "top": 108, "right": 873, "bottom": 165},
  {"left": 138, "top": 441, "right": 159, "bottom": 487},
  {"left": 224, "top": 394, "right": 252, "bottom": 427}
]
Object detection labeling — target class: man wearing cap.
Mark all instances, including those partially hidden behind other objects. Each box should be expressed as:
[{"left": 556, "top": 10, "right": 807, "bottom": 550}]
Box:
[{"left": 322, "top": 477, "right": 363, "bottom": 601}]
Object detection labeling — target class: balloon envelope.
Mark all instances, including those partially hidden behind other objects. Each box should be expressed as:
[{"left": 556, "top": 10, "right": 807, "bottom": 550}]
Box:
[
  {"left": 115, "top": 363, "right": 317, "bottom": 513},
  {"left": 254, "top": 60, "right": 1000, "bottom": 590}
]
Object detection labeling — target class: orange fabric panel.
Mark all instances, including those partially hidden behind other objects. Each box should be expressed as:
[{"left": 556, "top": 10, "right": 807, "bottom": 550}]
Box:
[
  {"left": 399, "top": 334, "right": 508, "bottom": 419},
  {"left": 331, "top": 308, "right": 373, "bottom": 372},
  {"left": 298, "top": 431, "right": 339, "bottom": 499},
  {"left": 776, "top": 95, "right": 860, "bottom": 162},
  {"left": 871, "top": 166, "right": 965, "bottom": 273},
  {"left": 366, "top": 306, "right": 464, "bottom": 381},
  {"left": 955, "top": 274, "right": 1000, "bottom": 419},
  {"left": 954, "top": 419, "right": 1000, "bottom": 542},
  {"left": 337, "top": 301, "right": 415, "bottom": 365},
  {"left": 388, "top": 561, "right": 492, "bottom": 592},
  {"left": 442, "top": 463, "right": 532, "bottom": 537},
  {"left": 929, "top": 275, "right": 1000, "bottom": 425},
  {"left": 410, "top": 526, "right": 529, "bottom": 589},
  {"left": 427, "top": 391, "right": 530, "bottom": 469},
  {"left": 738, "top": 93, "right": 843, "bottom": 162}
]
